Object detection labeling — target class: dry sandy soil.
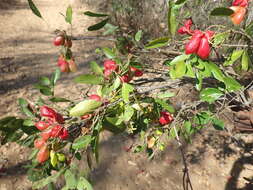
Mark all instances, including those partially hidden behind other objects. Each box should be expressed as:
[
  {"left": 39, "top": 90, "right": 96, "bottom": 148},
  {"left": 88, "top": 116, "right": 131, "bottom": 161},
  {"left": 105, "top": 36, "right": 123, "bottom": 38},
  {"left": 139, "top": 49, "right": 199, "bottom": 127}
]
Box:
[{"left": 0, "top": 1, "right": 253, "bottom": 190}]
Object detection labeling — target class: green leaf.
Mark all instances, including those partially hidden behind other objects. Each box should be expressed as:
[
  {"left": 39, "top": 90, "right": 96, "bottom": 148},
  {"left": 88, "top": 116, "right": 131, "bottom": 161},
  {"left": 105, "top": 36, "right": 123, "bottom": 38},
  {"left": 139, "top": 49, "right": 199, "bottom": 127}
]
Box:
[
  {"left": 208, "top": 62, "right": 224, "bottom": 82},
  {"left": 66, "top": 5, "right": 73, "bottom": 24},
  {"left": 123, "top": 105, "right": 135, "bottom": 122},
  {"left": 224, "top": 77, "right": 242, "bottom": 92},
  {"left": 77, "top": 177, "right": 93, "bottom": 190},
  {"left": 122, "top": 83, "right": 134, "bottom": 103},
  {"left": 184, "top": 120, "right": 192, "bottom": 134},
  {"left": 27, "top": 0, "right": 43, "bottom": 18},
  {"left": 168, "top": 2, "right": 178, "bottom": 37},
  {"left": 74, "top": 74, "right": 104, "bottom": 84},
  {"left": 18, "top": 98, "right": 35, "bottom": 118},
  {"left": 40, "top": 77, "right": 51, "bottom": 86},
  {"left": 84, "top": 11, "right": 108, "bottom": 17},
  {"left": 50, "top": 97, "right": 70, "bottom": 102},
  {"left": 157, "top": 92, "right": 175, "bottom": 99},
  {"left": 87, "top": 18, "right": 109, "bottom": 31},
  {"left": 200, "top": 88, "right": 223, "bottom": 103},
  {"left": 113, "top": 77, "right": 121, "bottom": 90},
  {"left": 210, "top": 7, "right": 234, "bottom": 16},
  {"left": 145, "top": 37, "right": 170, "bottom": 49},
  {"left": 103, "top": 117, "right": 126, "bottom": 133},
  {"left": 175, "top": 0, "right": 188, "bottom": 5},
  {"left": 185, "top": 62, "right": 195, "bottom": 78},
  {"left": 213, "top": 32, "right": 230, "bottom": 47},
  {"left": 51, "top": 68, "right": 61, "bottom": 86},
  {"left": 135, "top": 30, "right": 142, "bottom": 42},
  {"left": 32, "top": 169, "right": 66, "bottom": 189},
  {"left": 72, "top": 135, "right": 92, "bottom": 150},
  {"left": 23, "top": 119, "right": 34, "bottom": 127},
  {"left": 69, "top": 100, "right": 102, "bottom": 116},
  {"left": 89, "top": 61, "right": 103, "bottom": 75},
  {"left": 241, "top": 50, "right": 249, "bottom": 71},
  {"left": 170, "top": 61, "right": 186, "bottom": 79},
  {"left": 40, "top": 88, "right": 53, "bottom": 96},
  {"left": 169, "top": 54, "right": 190, "bottom": 65},
  {"left": 195, "top": 72, "right": 203, "bottom": 91},
  {"left": 0, "top": 117, "right": 23, "bottom": 133},
  {"left": 65, "top": 169, "right": 77, "bottom": 189},
  {"left": 245, "top": 22, "right": 253, "bottom": 37},
  {"left": 155, "top": 99, "right": 175, "bottom": 113},
  {"left": 224, "top": 50, "right": 244, "bottom": 66},
  {"left": 212, "top": 117, "right": 225, "bottom": 130},
  {"left": 102, "top": 47, "right": 116, "bottom": 59}
]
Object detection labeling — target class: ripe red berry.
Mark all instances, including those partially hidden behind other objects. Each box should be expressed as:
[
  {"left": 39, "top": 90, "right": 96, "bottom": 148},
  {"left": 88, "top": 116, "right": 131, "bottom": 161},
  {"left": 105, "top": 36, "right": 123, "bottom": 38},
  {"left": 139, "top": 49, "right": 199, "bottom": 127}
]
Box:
[
  {"left": 120, "top": 74, "right": 132, "bottom": 83},
  {"left": 130, "top": 67, "right": 143, "bottom": 77},
  {"left": 185, "top": 30, "right": 203, "bottom": 55},
  {"left": 104, "top": 69, "right": 112, "bottom": 79},
  {"left": 50, "top": 125, "right": 63, "bottom": 138},
  {"left": 89, "top": 94, "right": 101, "bottom": 102},
  {"left": 58, "top": 56, "right": 70, "bottom": 73},
  {"left": 54, "top": 36, "right": 65, "bottom": 46},
  {"left": 65, "top": 39, "right": 72, "bottom": 48},
  {"left": 34, "top": 138, "right": 46, "bottom": 149},
  {"left": 159, "top": 111, "right": 173, "bottom": 125},
  {"left": 40, "top": 106, "right": 57, "bottom": 119},
  {"left": 197, "top": 36, "right": 211, "bottom": 59},
  {"left": 37, "top": 145, "right": 49, "bottom": 163},
  {"left": 35, "top": 121, "right": 50, "bottom": 131},
  {"left": 41, "top": 129, "right": 52, "bottom": 141},
  {"left": 59, "top": 128, "right": 69, "bottom": 140},
  {"left": 81, "top": 114, "right": 93, "bottom": 120},
  {"left": 104, "top": 60, "right": 118, "bottom": 71}
]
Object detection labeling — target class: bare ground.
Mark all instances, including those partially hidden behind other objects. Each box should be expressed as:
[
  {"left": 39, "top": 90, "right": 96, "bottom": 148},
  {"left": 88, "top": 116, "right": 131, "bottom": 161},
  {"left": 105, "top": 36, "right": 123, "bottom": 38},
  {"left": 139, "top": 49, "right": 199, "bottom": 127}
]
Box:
[{"left": 0, "top": 1, "right": 253, "bottom": 190}]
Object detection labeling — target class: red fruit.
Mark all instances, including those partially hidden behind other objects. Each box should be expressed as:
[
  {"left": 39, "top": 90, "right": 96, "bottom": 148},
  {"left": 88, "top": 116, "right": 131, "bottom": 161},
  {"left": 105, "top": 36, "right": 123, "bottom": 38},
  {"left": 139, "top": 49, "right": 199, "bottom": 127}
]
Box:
[
  {"left": 205, "top": 30, "right": 215, "bottom": 41},
  {"left": 232, "top": 0, "right": 248, "bottom": 7},
  {"left": 81, "top": 114, "right": 92, "bottom": 120},
  {"left": 35, "top": 121, "right": 50, "bottom": 131},
  {"left": 185, "top": 30, "right": 203, "bottom": 54},
  {"left": 178, "top": 19, "right": 193, "bottom": 35},
  {"left": 104, "top": 60, "right": 118, "bottom": 71},
  {"left": 59, "top": 128, "right": 69, "bottom": 140},
  {"left": 197, "top": 36, "right": 211, "bottom": 59},
  {"left": 34, "top": 138, "right": 46, "bottom": 149},
  {"left": 104, "top": 69, "right": 112, "bottom": 79},
  {"left": 54, "top": 36, "right": 65, "bottom": 46},
  {"left": 55, "top": 113, "right": 65, "bottom": 124},
  {"left": 130, "top": 67, "right": 143, "bottom": 77},
  {"left": 89, "top": 94, "right": 101, "bottom": 102},
  {"left": 159, "top": 111, "right": 173, "bottom": 125},
  {"left": 37, "top": 145, "right": 49, "bottom": 163},
  {"left": 58, "top": 56, "right": 70, "bottom": 73},
  {"left": 65, "top": 39, "right": 72, "bottom": 48},
  {"left": 40, "top": 106, "right": 57, "bottom": 119},
  {"left": 68, "top": 59, "right": 77, "bottom": 72},
  {"left": 230, "top": 6, "right": 246, "bottom": 25},
  {"left": 120, "top": 74, "right": 132, "bottom": 83},
  {"left": 50, "top": 125, "right": 63, "bottom": 138},
  {"left": 41, "top": 129, "right": 52, "bottom": 141}
]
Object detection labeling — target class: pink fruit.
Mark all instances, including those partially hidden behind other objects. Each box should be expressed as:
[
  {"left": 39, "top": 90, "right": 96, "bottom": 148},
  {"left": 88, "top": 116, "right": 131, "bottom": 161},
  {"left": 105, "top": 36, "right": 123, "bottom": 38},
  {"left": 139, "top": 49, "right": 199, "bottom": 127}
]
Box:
[
  {"left": 104, "top": 60, "right": 118, "bottom": 71},
  {"left": 159, "top": 111, "right": 173, "bottom": 125},
  {"left": 37, "top": 145, "right": 49, "bottom": 163},
  {"left": 197, "top": 36, "right": 211, "bottom": 59},
  {"left": 120, "top": 74, "right": 132, "bottom": 83},
  {"left": 54, "top": 36, "right": 65, "bottom": 46},
  {"left": 59, "top": 128, "right": 69, "bottom": 140},
  {"left": 50, "top": 125, "right": 63, "bottom": 138},
  {"left": 185, "top": 30, "right": 203, "bottom": 55},
  {"left": 35, "top": 121, "right": 50, "bottom": 131},
  {"left": 89, "top": 94, "right": 101, "bottom": 102},
  {"left": 34, "top": 138, "right": 46, "bottom": 149}
]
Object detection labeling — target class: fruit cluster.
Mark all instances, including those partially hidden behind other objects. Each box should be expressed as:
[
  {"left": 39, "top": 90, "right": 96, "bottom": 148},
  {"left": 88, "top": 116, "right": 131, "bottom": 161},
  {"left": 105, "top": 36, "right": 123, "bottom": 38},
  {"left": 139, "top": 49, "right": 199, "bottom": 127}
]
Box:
[
  {"left": 230, "top": 0, "right": 249, "bottom": 25},
  {"left": 53, "top": 31, "right": 77, "bottom": 73},
  {"left": 103, "top": 59, "right": 143, "bottom": 83},
  {"left": 178, "top": 19, "right": 214, "bottom": 59},
  {"left": 34, "top": 106, "right": 69, "bottom": 163},
  {"left": 159, "top": 111, "right": 173, "bottom": 125}
]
